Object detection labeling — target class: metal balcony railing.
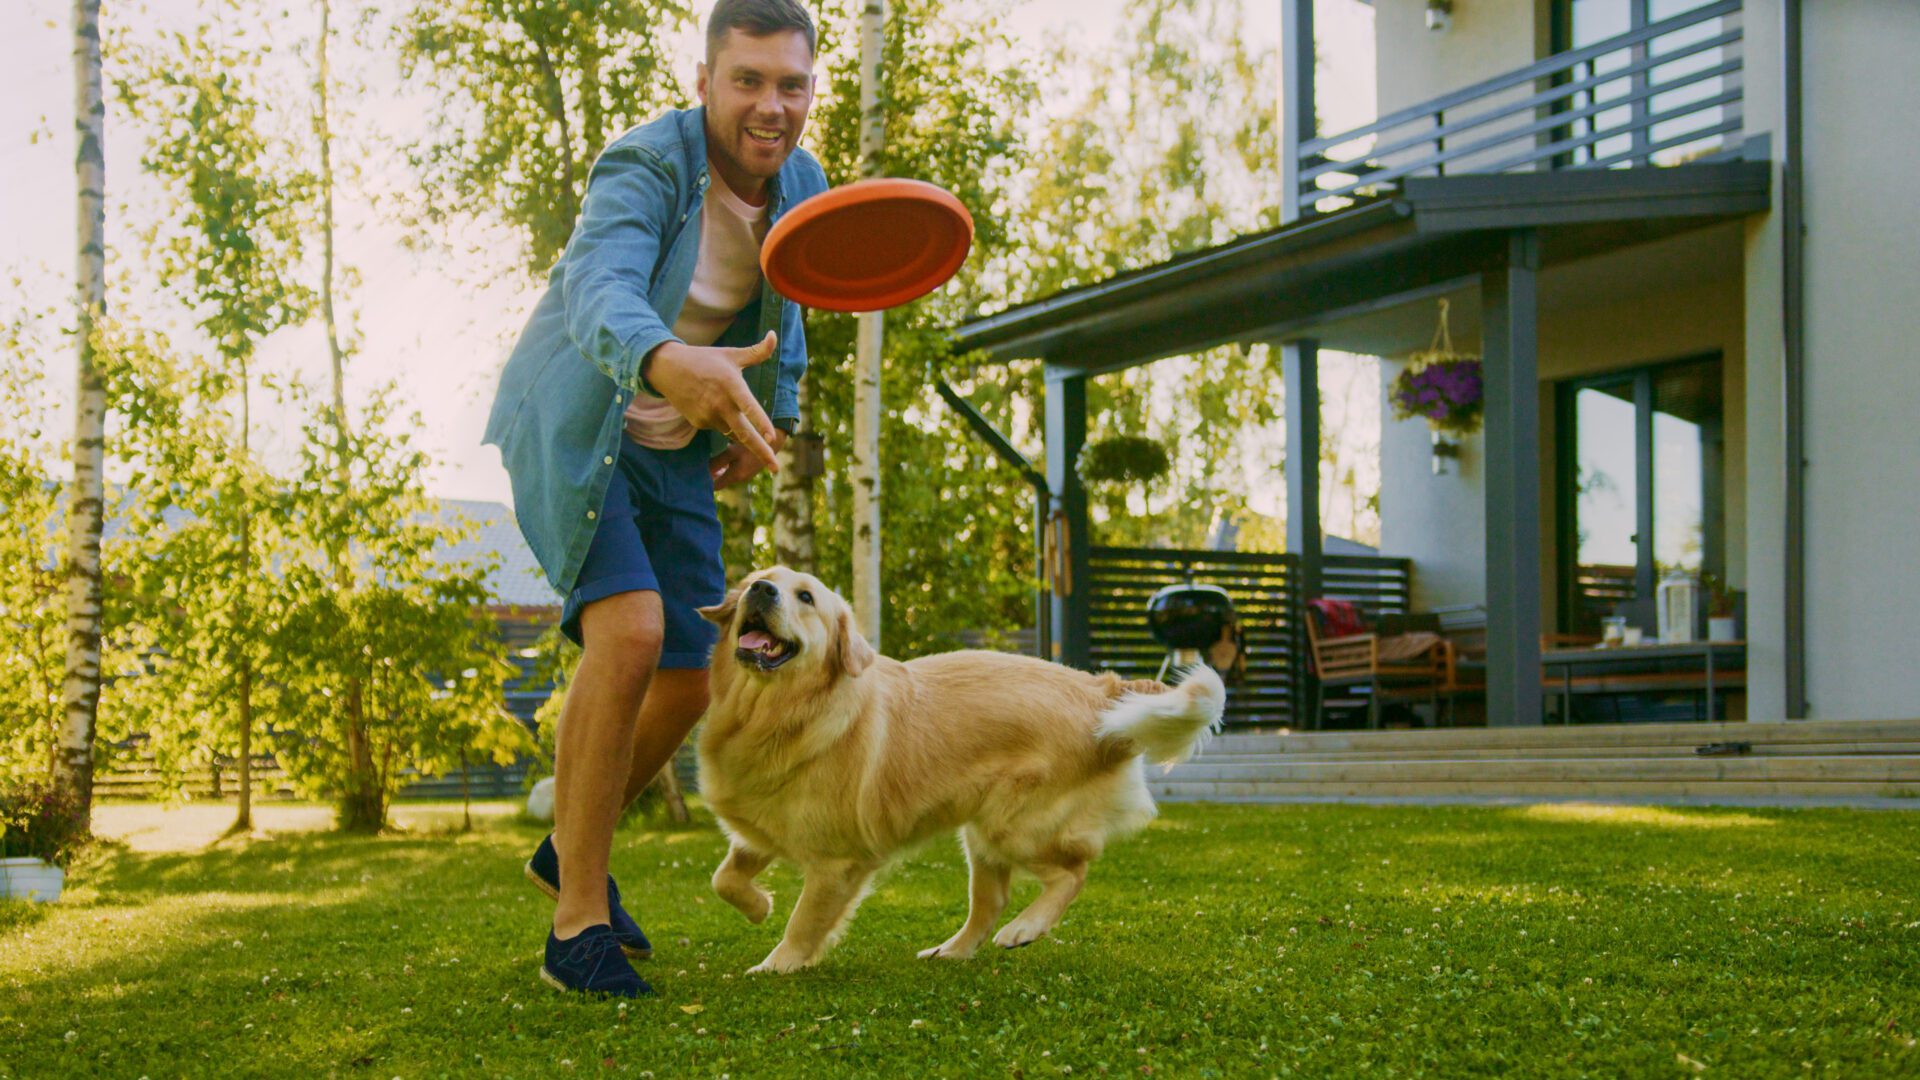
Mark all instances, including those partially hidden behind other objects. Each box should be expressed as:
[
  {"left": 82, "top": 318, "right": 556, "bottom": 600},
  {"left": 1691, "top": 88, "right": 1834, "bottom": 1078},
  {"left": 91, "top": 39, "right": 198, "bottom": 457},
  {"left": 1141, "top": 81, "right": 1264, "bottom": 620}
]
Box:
[{"left": 1295, "top": 0, "right": 1745, "bottom": 216}]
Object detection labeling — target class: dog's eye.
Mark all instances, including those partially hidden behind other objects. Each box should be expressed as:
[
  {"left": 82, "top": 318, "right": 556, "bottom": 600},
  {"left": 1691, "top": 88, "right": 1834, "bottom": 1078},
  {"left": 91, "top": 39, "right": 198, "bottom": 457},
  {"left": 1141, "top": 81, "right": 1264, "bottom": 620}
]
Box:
[{"left": 798, "top": 590, "right": 814, "bottom": 605}]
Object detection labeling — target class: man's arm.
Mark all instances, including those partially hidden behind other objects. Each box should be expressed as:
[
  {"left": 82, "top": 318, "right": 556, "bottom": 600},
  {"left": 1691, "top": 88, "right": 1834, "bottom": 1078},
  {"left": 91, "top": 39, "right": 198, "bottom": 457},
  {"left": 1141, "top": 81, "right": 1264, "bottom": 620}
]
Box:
[
  {"left": 560, "top": 146, "right": 780, "bottom": 470},
  {"left": 559, "top": 146, "right": 683, "bottom": 394}
]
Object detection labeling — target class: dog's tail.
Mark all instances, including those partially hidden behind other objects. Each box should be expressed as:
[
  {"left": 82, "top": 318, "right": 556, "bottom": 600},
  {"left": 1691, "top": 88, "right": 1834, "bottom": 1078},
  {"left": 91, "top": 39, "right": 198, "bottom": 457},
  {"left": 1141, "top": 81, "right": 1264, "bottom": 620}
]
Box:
[{"left": 1095, "top": 665, "right": 1226, "bottom": 767}]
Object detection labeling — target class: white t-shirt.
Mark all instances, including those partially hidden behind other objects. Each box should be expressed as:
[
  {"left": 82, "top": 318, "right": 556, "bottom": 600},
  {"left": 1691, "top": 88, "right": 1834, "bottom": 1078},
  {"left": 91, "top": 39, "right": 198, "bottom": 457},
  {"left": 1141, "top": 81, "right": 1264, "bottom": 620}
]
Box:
[{"left": 622, "top": 166, "right": 770, "bottom": 449}]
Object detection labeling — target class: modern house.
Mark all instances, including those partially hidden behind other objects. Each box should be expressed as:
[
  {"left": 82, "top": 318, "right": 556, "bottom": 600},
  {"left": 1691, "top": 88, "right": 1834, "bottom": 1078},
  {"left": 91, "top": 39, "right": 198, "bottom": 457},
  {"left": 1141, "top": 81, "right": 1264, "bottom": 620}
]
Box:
[{"left": 953, "top": 1, "right": 1920, "bottom": 796}]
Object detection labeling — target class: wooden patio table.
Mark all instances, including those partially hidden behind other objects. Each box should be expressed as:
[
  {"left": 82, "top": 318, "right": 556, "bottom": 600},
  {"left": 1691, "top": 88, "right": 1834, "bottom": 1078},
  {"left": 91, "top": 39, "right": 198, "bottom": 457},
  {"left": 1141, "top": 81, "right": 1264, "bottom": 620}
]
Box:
[{"left": 1540, "top": 640, "right": 1747, "bottom": 723}]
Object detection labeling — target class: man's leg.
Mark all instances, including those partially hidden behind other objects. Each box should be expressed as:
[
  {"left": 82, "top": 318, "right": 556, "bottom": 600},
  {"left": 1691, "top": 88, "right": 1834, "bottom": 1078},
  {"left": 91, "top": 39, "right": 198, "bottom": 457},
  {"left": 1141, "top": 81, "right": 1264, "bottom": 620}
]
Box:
[
  {"left": 552, "top": 590, "right": 662, "bottom": 940},
  {"left": 619, "top": 667, "right": 709, "bottom": 808}
]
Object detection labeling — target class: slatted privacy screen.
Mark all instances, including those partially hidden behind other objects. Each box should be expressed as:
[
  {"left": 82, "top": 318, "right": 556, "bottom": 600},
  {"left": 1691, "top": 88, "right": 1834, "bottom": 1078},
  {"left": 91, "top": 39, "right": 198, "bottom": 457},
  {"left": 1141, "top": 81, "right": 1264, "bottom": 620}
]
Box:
[{"left": 1087, "top": 547, "right": 1413, "bottom": 727}]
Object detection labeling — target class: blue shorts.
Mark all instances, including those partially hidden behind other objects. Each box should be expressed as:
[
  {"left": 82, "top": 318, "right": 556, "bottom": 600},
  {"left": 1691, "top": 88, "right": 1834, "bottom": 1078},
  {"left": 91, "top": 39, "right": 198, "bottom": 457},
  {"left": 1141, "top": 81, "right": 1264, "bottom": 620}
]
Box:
[{"left": 559, "top": 436, "right": 726, "bottom": 668}]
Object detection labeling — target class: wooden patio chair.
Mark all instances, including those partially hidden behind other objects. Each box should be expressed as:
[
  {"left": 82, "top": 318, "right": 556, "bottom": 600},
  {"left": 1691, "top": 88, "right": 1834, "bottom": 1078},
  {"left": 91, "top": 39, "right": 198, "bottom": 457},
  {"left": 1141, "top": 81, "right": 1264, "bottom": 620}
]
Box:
[{"left": 1303, "top": 601, "right": 1451, "bottom": 730}]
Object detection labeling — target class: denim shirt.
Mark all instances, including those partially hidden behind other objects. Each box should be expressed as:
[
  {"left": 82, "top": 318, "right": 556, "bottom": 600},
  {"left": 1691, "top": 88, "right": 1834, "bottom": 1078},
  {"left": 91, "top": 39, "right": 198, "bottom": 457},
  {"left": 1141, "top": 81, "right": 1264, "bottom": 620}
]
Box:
[{"left": 483, "top": 106, "right": 828, "bottom": 595}]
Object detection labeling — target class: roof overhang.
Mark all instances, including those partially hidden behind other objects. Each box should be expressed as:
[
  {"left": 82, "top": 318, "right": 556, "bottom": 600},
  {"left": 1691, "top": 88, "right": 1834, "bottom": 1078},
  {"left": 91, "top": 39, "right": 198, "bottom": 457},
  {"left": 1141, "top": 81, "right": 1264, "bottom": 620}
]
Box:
[{"left": 951, "top": 161, "right": 1770, "bottom": 375}]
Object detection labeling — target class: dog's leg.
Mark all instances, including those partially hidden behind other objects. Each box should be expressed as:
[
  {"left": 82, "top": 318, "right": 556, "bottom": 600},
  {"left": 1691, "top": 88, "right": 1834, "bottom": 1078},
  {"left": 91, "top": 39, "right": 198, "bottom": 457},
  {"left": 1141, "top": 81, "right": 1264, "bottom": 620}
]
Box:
[
  {"left": 993, "top": 859, "right": 1088, "bottom": 949},
  {"left": 918, "top": 838, "right": 1011, "bottom": 961},
  {"left": 712, "top": 840, "right": 775, "bottom": 924},
  {"left": 747, "top": 859, "right": 876, "bottom": 974}
]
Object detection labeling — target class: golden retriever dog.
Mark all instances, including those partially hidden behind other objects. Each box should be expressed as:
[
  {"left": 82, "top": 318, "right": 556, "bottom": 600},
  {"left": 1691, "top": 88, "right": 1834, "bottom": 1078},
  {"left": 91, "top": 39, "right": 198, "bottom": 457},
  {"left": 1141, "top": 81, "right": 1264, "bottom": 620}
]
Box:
[{"left": 695, "top": 566, "right": 1226, "bottom": 974}]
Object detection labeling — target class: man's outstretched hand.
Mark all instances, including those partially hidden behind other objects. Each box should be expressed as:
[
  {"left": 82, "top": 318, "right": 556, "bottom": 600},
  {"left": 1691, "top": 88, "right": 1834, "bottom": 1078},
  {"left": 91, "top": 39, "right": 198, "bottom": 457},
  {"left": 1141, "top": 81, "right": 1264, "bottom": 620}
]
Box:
[
  {"left": 711, "top": 429, "right": 788, "bottom": 491},
  {"left": 643, "top": 332, "right": 782, "bottom": 473}
]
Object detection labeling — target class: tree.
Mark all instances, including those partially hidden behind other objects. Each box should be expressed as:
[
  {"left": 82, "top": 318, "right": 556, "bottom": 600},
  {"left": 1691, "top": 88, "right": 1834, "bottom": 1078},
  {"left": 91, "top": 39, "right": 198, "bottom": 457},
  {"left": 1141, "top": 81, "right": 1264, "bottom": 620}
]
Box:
[
  {"left": 120, "top": 23, "right": 315, "bottom": 831},
  {"left": 849, "top": 0, "right": 887, "bottom": 648},
  {"left": 2, "top": 311, "right": 75, "bottom": 787},
  {"left": 55, "top": 0, "right": 109, "bottom": 824},
  {"left": 1013, "top": 0, "right": 1292, "bottom": 552},
  {"left": 786, "top": 0, "right": 1039, "bottom": 657},
  {"left": 397, "top": 0, "right": 693, "bottom": 272},
  {"left": 270, "top": 381, "right": 529, "bottom": 831}
]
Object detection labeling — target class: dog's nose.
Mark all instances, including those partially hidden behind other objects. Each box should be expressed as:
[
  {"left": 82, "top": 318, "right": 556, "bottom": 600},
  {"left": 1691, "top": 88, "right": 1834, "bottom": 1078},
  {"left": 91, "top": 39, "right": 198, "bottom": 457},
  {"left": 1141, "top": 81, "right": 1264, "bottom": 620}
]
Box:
[{"left": 746, "top": 580, "right": 779, "bottom": 605}]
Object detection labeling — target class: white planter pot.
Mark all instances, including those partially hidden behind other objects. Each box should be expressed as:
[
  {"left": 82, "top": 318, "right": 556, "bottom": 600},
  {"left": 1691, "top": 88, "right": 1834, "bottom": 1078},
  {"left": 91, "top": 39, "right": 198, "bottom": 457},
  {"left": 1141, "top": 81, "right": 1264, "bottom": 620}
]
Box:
[
  {"left": 1709, "top": 615, "right": 1738, "bottom": 642},
  {"left": 0, "top": 856, "right": 64, "bottom": 903},
  {"left": 525, "top": 776, "right": 556, "bottom": 823}
]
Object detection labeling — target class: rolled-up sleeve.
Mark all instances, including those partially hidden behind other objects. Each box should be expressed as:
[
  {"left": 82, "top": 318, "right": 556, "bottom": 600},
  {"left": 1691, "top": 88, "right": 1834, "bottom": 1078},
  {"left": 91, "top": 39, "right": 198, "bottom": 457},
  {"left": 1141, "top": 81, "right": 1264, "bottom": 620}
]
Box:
[
  {"left": 560, "top": 147, "right": 682, "bottom": 393},
  {"left": 771, "top": 297, "right": 807, "bottom": 428}
]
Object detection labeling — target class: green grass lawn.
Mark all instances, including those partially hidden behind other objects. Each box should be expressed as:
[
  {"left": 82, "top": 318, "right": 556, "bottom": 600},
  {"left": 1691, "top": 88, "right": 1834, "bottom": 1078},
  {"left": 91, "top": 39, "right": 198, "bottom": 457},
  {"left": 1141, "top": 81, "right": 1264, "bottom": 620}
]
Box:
[{"left": 4, "top": 801, "right": 1917, "bottom": 1078}]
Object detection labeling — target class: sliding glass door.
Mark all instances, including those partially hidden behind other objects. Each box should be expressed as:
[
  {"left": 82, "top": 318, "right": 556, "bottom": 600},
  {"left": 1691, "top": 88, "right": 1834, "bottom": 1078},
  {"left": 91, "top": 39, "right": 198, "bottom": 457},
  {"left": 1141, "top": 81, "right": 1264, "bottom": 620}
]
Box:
[{"left": 1557, "top": 356, "right": 1724, "bottom": 635}]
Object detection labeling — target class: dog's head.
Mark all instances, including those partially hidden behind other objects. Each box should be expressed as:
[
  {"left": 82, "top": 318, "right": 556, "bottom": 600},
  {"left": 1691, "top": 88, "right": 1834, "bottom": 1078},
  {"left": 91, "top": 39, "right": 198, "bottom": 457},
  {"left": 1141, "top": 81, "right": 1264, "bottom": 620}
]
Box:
[{"left": 698, "top": 566, "right": 876, "bottom": 681}]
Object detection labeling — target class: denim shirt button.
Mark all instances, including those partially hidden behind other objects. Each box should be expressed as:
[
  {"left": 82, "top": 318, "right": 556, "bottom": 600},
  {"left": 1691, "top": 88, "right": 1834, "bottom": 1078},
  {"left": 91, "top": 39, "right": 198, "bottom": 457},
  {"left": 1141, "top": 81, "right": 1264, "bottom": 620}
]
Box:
[
  {"left": 603, "top": 455, "right": 614, "bottom": 465},
  {"left": 586, "top": 510, "right": 597, "bottom": 520}
]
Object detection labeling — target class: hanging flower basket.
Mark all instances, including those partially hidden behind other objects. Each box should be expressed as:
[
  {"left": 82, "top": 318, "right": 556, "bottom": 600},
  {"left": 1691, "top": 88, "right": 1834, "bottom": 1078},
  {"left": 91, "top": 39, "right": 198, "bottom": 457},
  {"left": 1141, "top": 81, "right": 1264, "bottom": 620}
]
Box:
[{"left": 1390, "top": 299, "right": 1484, "bottom": 439}]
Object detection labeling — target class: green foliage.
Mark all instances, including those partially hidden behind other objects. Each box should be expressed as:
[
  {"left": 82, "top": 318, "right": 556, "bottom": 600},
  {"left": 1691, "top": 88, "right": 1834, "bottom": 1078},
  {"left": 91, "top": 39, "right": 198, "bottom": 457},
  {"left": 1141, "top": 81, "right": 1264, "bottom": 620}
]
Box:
[
  {"left": 1016, "top": 0, "right": 1289, "bottom": 551},
  {"left": 118, "top": 23, "right": 315, "bottom": 366},
  {"left": 270, "top": 380, "right": 532, "bottom": 824},
  {"left": 0, "top": 313, "right": 67, "bottom": 787},
  {"left": 774, "top": 0, "right": 1041, "bottom": 657},
  {"left": 92, "top": 330, "right": 233, "bottom": 792},
  {"left": 0, "top": 4, "right": 542, "bottom": 829},
  {"left": 398, "top": 0, "right": 694, "bottom": 271}
]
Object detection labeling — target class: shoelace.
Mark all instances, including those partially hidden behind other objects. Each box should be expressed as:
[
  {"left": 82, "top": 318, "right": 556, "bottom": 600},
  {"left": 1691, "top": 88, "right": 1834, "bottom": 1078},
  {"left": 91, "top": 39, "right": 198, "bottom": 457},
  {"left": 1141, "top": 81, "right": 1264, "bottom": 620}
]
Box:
[{"left": 565, "top": 931, "right": 628, "bottom": 971}]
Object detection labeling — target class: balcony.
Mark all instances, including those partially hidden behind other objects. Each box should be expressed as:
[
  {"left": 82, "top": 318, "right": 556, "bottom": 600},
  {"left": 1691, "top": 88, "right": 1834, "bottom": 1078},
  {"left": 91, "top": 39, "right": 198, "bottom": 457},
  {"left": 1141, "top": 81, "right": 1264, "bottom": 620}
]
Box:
[{"left": 1284, "top": 1, "right": 1748, "bottom": 219}]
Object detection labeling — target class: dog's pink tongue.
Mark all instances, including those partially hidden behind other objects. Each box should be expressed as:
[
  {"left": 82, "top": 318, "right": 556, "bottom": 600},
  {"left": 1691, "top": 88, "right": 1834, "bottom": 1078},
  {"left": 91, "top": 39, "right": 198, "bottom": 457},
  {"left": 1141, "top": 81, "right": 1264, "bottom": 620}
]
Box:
[{"left": 738, "top": 630, "right": 772, "bottom": 651}]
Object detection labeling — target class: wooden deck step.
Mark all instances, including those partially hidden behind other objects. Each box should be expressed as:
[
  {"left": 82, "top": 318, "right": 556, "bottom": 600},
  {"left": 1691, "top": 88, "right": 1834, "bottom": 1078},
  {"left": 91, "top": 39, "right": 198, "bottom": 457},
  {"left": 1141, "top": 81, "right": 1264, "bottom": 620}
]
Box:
[
  {"left": 1198, "top": 741, "right": 1920, "bottom": 763},
  {"left": 1155, "top": 718, "right": 1920, "bottom": 803},
  {"left": 1203, "top": 717, "right": 1920, "bottom": 755},
  {"left": 1150, "top": 779, "right": 1920, "bottom": 800},
  {"left": 1164, "top": 755, "right": 1920, "bottom": 784}
]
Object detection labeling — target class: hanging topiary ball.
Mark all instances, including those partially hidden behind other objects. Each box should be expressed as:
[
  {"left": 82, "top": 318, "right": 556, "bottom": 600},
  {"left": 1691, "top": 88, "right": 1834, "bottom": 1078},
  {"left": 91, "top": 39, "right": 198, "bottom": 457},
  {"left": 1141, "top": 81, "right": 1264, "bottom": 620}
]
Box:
[{"left": 1078, "top": 434, "right": 1171, "bottom": 486}]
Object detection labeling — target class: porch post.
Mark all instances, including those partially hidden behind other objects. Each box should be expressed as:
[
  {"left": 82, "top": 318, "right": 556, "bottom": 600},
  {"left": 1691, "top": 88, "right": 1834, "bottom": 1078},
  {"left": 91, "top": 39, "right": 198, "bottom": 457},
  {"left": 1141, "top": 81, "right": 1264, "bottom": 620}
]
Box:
[
  {"left": 1044, "top": 365, "right": 1092, "bottom": 669},
  {"left": 1482, "top": 230, "right": 1544, "bottom": 727},
  {"left": 1283, "top": 339, "right": 1323, "bottom": 598},
  {"left": 1279, "top": 0, "right": 1315, "bottom": 224},
  {"left": 1284, "top": 338, "right": 1322, "bottom": 726}
]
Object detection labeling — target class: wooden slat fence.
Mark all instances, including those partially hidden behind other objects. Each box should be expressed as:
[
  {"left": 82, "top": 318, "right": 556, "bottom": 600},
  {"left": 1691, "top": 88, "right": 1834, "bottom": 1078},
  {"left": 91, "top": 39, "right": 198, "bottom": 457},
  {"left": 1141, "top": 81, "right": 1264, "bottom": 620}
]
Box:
[{"left": 1087, "top": 547, "right": 1413, "bottom": 727}]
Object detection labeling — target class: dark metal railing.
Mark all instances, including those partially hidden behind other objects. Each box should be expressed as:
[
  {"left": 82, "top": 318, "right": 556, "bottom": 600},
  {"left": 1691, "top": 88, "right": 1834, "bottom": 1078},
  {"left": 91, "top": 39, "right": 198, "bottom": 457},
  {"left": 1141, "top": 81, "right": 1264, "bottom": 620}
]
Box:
[
  {"left": 1086, "top": 546, "right": 1412, "bottom": 726},
  {"left": 1297, "top": 0, "right": 1744, "bottom": 215}
]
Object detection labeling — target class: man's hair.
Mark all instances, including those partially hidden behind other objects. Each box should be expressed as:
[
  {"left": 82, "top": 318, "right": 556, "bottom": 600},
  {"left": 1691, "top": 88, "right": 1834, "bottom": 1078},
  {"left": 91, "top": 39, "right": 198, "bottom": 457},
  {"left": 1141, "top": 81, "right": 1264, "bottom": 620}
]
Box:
[{"left": 705, "top": 0, "right": 817, "bottom": 65}]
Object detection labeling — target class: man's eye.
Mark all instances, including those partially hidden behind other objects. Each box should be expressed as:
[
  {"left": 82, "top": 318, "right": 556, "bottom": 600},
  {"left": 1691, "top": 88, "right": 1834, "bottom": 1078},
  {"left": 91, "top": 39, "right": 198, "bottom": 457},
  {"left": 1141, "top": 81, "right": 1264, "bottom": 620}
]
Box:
[{"left": 798, "top": 590, "right": 814, "bottom": 605}]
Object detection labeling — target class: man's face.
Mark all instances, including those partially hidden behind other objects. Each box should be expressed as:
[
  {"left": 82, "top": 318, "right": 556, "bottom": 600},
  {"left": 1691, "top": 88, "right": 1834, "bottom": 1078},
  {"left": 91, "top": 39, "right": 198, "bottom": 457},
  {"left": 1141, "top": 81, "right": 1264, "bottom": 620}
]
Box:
[{"left": 697, "top": 29, "right": 815, "bottom": 184}]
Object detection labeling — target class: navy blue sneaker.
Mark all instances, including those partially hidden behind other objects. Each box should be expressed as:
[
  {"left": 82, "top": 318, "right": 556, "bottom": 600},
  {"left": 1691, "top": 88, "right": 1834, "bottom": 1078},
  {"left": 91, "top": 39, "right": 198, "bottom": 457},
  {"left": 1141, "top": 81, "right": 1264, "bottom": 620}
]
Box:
[
  {"left": 539, "top": 924, "right": 652, "bottom": 999},
  {"left": 525, "top": 834, "right": 653, "bottom": 959}
]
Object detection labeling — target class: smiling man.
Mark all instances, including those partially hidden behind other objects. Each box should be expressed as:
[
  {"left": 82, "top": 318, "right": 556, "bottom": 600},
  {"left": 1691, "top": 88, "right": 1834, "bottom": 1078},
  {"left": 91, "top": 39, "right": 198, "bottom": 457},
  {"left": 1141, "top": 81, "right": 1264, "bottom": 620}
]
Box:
[{"left": 482, "top": 0, "right": 826, "bottom": 999}]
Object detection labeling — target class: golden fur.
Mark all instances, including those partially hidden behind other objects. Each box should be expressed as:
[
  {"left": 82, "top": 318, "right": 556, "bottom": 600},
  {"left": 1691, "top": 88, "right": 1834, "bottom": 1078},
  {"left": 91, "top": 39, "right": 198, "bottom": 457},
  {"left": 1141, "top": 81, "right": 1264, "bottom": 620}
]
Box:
[{"left": 696, "top": 566, "right": 1224, "bottom": 974}]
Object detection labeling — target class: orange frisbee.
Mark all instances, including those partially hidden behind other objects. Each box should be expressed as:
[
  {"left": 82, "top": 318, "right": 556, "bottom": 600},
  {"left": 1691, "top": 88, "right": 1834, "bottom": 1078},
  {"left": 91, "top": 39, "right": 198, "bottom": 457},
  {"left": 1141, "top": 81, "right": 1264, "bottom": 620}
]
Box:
[{"left": 762, "top": 178, "right": 974, "bottom": 313}]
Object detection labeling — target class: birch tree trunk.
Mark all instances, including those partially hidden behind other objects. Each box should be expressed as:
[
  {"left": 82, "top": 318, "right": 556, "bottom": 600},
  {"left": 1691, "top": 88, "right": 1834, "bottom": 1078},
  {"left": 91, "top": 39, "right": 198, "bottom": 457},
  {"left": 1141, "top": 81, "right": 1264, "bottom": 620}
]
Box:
[
  {"left": 56, "top": 0, "right": 107, "bottom": 820},
  {"left": 233, "top": 352, "right": 254, "bottom": 834},
  {"left": 771, "top": 380, "right": 815, "bottom": 574},
  {"left": 851, "top": 0, "right": 886, "bottom": 650},
  {"left": 315, "top": 0, "right": 381, "bottom": 833}
]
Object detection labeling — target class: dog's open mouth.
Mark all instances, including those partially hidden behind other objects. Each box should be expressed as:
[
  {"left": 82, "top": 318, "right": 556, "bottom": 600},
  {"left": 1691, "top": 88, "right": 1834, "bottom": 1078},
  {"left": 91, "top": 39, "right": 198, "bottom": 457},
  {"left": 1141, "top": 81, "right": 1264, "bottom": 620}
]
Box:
[{"left": 734, "top": 611, "right": 798, "bottom": 671}]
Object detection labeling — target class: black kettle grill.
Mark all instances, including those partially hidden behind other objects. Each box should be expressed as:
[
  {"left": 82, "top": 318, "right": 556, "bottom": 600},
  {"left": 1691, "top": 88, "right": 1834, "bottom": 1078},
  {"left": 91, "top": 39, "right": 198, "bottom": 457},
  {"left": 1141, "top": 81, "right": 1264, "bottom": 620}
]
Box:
[{"left": 1145, "top": 582, "right": 1237, "bottom": 681}]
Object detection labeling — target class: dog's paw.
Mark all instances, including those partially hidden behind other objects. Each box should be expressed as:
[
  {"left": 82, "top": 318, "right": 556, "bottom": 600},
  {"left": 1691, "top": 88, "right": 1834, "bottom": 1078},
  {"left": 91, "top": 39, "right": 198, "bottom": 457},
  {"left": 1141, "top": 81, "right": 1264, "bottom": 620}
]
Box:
[
  {"left": 993, "top": 919, "right": 1049, "bottom": 949},
  {"left": 717, "top": 882, "right": 774, "bottom": 924},
  {"left": 746, "top": 947, "right": 810, "bottom": 975},
  {"left": 917, "top": 940, "right": 979, "bottom": 961}
]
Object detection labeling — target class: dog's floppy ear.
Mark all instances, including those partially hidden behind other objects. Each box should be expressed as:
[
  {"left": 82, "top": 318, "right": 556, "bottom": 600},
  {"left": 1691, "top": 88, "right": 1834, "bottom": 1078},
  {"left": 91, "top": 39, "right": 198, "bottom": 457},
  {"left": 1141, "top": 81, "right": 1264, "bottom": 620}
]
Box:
[
  {"left": 697, "top": 586, "right": 743, "bottom": 627},
  {"left": 832, "top": 610, "right": 877, "bottom": 678}
]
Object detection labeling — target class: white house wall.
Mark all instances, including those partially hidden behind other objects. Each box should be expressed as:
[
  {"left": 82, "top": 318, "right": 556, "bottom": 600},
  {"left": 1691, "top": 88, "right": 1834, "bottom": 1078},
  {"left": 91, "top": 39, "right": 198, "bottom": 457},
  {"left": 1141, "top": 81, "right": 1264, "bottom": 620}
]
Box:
[{"left": 1770, "top": 3, "right": 1920, "bottom": 721}]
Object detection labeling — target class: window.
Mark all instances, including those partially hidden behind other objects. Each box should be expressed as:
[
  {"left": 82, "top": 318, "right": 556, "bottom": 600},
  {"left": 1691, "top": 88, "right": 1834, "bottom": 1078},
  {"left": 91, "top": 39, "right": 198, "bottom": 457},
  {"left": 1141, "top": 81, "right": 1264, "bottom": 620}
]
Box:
[{"left": 1557, "top": 356, "right": 1724, "bottom": 635}]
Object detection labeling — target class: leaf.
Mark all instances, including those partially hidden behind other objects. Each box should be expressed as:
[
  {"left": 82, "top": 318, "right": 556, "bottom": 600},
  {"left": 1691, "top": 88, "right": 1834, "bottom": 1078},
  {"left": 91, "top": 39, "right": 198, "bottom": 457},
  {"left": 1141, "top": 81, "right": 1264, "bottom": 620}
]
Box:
[{"left": 679, "top": 1004, "right": 704, "bottom": 1015}]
